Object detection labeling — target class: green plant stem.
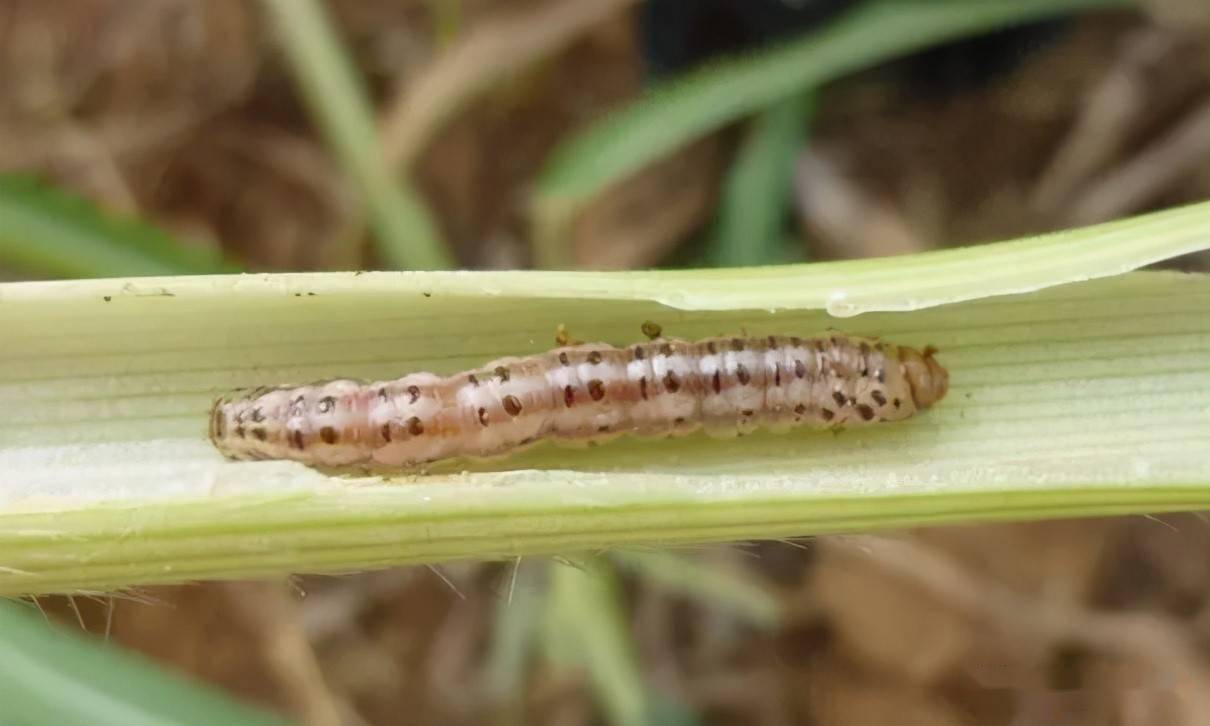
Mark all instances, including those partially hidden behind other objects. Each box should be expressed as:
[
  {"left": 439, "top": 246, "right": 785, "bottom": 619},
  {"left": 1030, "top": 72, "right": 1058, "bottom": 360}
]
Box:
[
  {"left": 262, "top": 0, "right": 455, "bottom": 270},
  {"left": 2, "top": 203, "right": 1209, "bottom": 596}
]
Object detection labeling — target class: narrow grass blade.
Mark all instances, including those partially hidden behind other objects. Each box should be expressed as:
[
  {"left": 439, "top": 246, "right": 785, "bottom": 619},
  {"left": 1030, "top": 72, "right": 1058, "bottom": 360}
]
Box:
[
  {"left": 482, "top": 560, "right": 544, "bottom": 704},
  {"left": 261, "top": 0, "right": 455, "bottom": 270},
  {"left": 0, "top": 204, "right": 1208, "bottom": 596},
  {"left": 0, "top": 600, "right": 292, "bottom": 726},
  {"left": 611, "top": 551, "right": 781, "bottom": 629},
  {"left": 0, "top": 175, "right": 228, "bottom": 278},
  {"left": 532, "top": 0, "right": 1134, "bottom": 267},
  {"left": 706, "top": 93, "right": 812, "bottom": 267},
  {"left": 544, "top": 557, "right": 660, "bottom": 726}
]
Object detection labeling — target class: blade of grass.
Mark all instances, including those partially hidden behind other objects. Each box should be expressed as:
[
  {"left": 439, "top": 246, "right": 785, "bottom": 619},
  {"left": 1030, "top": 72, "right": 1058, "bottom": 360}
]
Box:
[
  {"left": 532, "top": 0, "right": 1134, "bottom": 267},
  {"left": 0, "top": 600, "right": 293, "bottom": 726},
  {"left": 706, "top": 93, "right": 813, "bottom": 267},
  {"left": 482, "top": 560, "right": 544, "bottom": 706},
  {"left": 0, "top": 175, "right": 229, "bottom": 278},
  {"left": 544, "top": 557, "right": 663, "bottom": 726},
  {"left": 611, "top": 551, "right": 782, "bottom": 629},
  {"left": 261, "top": 0, "right": 455, "bottom": 270},
  {"left": 1, "top": 204, "right": 1209, "bottom": 596}
]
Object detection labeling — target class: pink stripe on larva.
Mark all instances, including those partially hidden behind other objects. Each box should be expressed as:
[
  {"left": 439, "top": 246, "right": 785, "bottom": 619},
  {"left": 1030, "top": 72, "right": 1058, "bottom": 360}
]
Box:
[{"left": 208, "top": 333, "right": 948, "bottom": 469}]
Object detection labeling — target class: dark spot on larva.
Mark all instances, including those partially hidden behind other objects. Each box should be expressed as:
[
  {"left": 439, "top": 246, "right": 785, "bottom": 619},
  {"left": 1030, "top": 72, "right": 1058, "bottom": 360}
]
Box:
[
  {"left": 832, "top": 391, "right": 847, "bottom": 407},
  {"left": 103, "top": 295, "right": 111, "bottom": 302},
  {"left": 564, "top": 385, "right": 575, "bottom": 407},
  {"left": 821, "top": 408, "right": 834, "bottom": 421},
  {"left": 291, "top": 395, "right": 305, "bottom": 414},
  {"left": 598, "top": 425, "right": 611, "bottom": 433},
  {"left": 587, "top": 350, "right": 603, "bottom": 364},
  {"left": 857, "top": 404, "right": 875, "bottom": 421},
  {"left": 381, "top": 423, "right": 391, "bottom": 442},
  {"left": 588, "top": 379, "right": 606, "bottom": 401},
  {"left": 736, "top": 364, "right": 751, "bottom": 385},
  {"left": 640, "top": 377, "right": 649, "bottom": 400},
  {"left": 467, "top": 373, "right": 480, "bottom": 386},
  {"left": 407, "top": 385, "right": 420, "bottom": 403},
  {"left": 660, "top": 343, "right": 673, "bottom": 357},
  {"left": 377, "top": 388, "right": 389, "bottom": 402},
  {"left": 320, "top": 426, "right": 337, "bottom": 444},
  {"left": 774, "top": 366, "right": 781, "bottom": 387},
  {"left": 291, "top": 429, "right": 305, "bottom": 449},
  {"left": 674, "top": 417, "right": 686, "bottom": 425},
  {"left": 318, "top": 396, "right": 335, "bottom": 413},
  {"left": 663, "top": 370, "right": 681, "bottom": 393},
  {"left": 503, "top": 394, "right": 523, "bottom": 416},
  {"left": 859, "top": 364, "right": 869, "bottom": 377},
  {"left": 494, "top": 366, "right": 510, "bottom": 382},
  {"left": 741, "top": 409, "right": 754, "bottom": 417},
  {"left": 795, "top": 360, "right": 806, "bottom": 379},
  {"left": 559, "top": 352, "right": 571, "bottom": 366},
  {"left": 706, "top": 341, "right": 718, "bottom": 354},
  {"left": 235, "top": 426, "right": 246, "bottom": 439},
  {"left": 794, "top": 404, "right": 807, "bottom": 415},
  {"left": 477, "top": 407, "right": 489, "bottom": 426},
  {"left": 407, "top": 416, "right": 425, "bottom": 435},
  {"left": 633, "top": 346, "right": 646, "bottom": 360},
  {"left": 248, "top": 407, "right": 264, "bottom": 423},
  {"left": 731, "top": 338, "right": 744, "bottom": 352},
  {"left": 871, "top": 390, "right": 887, "bottom": 406},
  {"left": 893, "top": 397, "right": 902, "bottom": 409},
  {"left": 252, "top": 427, "right": 267, "bottom": 441},
  {"left": 234, "top": 409, "right": 245, "bottom": 424},
  {"left": 876, "top": 369, "right": 886, "bottom": 384},
  {"left": 712, "top": 370, "right": 721, "bottom": 394}
]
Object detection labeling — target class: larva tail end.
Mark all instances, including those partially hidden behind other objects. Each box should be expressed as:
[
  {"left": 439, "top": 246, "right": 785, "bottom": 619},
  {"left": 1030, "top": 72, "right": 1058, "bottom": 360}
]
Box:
[
  {"left": 901, "top": 345, "right": 949, "bottom": 409},
  {"left": 208, "top": 397, "right": 225, "bottom": 446}
]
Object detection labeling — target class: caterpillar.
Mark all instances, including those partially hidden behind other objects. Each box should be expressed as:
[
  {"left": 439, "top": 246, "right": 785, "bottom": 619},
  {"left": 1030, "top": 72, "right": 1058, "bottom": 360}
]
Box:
[{"left": 208, "top": 331, "right": 948, "bottom": 470}]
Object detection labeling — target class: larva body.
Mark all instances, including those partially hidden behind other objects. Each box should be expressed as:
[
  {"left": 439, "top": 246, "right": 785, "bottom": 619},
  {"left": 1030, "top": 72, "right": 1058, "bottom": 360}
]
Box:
[{"left": 209, "top": 334, "right": 948, "bottom": 470}]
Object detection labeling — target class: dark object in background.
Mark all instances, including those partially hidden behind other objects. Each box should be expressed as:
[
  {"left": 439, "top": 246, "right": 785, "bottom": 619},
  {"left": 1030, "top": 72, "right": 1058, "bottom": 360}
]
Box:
[
  {"left": 641, "top": 0, "right": 1069, "bottom": 93},
  {"left": 641, "top": 0, "right": 857, "bottom": 77}
]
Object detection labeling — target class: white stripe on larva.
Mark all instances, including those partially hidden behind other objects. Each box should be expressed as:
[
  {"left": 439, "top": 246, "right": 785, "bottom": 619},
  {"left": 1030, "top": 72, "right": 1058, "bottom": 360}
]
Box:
[{"left": 209, "top": 333, "right": 949, "bottom": 470}]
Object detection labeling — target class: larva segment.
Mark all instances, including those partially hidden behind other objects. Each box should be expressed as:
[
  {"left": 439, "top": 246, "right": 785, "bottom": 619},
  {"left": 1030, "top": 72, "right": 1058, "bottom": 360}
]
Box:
[{"left": 208, "top": 333, "right": 948, "bottom": 469}]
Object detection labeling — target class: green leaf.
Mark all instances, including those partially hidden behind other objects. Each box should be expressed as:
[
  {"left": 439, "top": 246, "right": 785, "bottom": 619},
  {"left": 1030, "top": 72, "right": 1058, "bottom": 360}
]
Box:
[
  {"left": 532, "top": 0, "right": 1134, "bottom": 267},
  {"left": 0, "top": 600, "right": 292, "bottom": 726},
  {"left": 0, "top": 175, "right": 228, "bottom": 278},
  {"left": 706, "top": 93, "right": 812, "bottom": 267},
  {"left": 261, "top": 0, "right": 455, "bottom": 270},
  {"left": 0, "top": 202, "right": 1209, "bottom": 596}
]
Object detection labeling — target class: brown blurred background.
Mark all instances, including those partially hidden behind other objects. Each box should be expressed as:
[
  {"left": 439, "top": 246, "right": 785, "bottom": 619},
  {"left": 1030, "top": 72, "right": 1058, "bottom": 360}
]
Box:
[{"left": 5, "top": 1, "right": 1210, "bottom": 724}]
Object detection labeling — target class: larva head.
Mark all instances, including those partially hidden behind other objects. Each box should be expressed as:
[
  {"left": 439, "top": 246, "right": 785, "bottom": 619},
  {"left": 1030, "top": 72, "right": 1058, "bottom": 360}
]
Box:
[
  {"left": 899, "top": 345, "right": 948, "bottom": 409},
  {"left": 208, "top": 389, "right": 289, "bottom": 461}
]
